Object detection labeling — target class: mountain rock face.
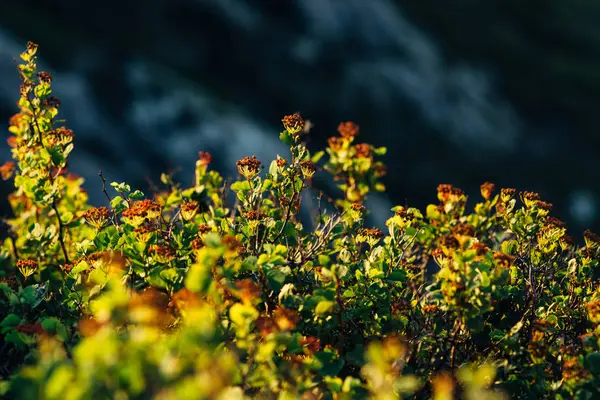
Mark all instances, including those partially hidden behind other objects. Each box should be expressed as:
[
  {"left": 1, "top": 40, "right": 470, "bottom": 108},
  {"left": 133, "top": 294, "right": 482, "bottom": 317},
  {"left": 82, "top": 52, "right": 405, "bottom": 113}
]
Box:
[{"left": 0, "top": 0, "right": 599, "bottom": 231}]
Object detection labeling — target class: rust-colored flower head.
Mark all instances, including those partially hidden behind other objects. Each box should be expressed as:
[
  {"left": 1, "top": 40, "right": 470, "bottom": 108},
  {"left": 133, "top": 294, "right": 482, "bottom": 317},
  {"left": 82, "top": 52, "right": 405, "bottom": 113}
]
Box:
[
  {"left": 43, "top": 96, "right": 61, "bottom": 109},
  {"left": 584, "top": 229, "right": 600, "bottom": 250},
  {"left": 562, "top": 355, "right": 589, "bottom": 382},
  {"left": 169, "top": 288, "right": 201, "bottom": 311},
  {"left": 0, "top": 161, "right": 15, "bottom": 181},
  {"left": 353, "top": 143, "right": 371, "bottom": 159},
  {"left": 422, "top": 304, "right": 439, "bottom": 314},
  {"left": 559, "top": 234, "right": 574, "bottom": 251},
  {"left": 432, "top": 372, "right": 455, "bottom": 400},
  {"left": 275, "top": 157, "right": 287, "bottom": 169},
  {"left": 357, "top": 227, "right": 384, "bottom": 246},
  {"left": 181, "top": 201, "right": 199, "bottom": 221},
  {"left": 327, "top": 136, "right": 345, "bottom": 151},
  {"left": 480, "top": 182, "right": 495, "bottom": 200},
  {"left": 26, "top": 41, "right": 38, "bottom": 55},
  {"left": 452, "top": 223, "right": 475, "bottom": 238},
  {"left": 391, "top": 206, "right": 416, "bottom": 228},
  {"left": 191, "top": 237, "right": 205, "bottom": 251},
  {"left": 198, "top": 224, "right": 212, "bottom": 235},
  {"left": 17, "top": 259, "right": 38, "bottom": 278},
  {"left": 244, "top": 210, "right": 265, "bottom": 221},
  {"left": 16, "top": 322, "right": 44, "bottom": 336},
  {"left": 282, "top": 113, "right": 305, "bottom": 133},
  {"left": 299, "top": 160, "right": 316, "bottom": 178},
  {"left": 235, "top": 278, "right": 262, "bottom": 304},
  {"left": 148, "top": 245, "right": 176, "bottom": 264},
  {"left": 432, "top": 248, "right": 445, "bottom": 265},
  {"left": 255, "top": 316, "right": 277, "bottom": 337},
  {"left": 274, "top": 307, "right": 300, "bottom": 331},
  {"left": 0, "top": 274, "right": 19, "bottom": 291},
  {"left": 337, "top": 121, "right": 359, "bottom": 139},
  {"left": 349, "top": 203, "right": 366, "bottom": 220},
  {"left": 8, "top": 113, "right": 26, "bottom": 128},
  {"left": 440, "top": 235, "right": 460, "bottom": 255},
  {"left": 282, "top": 113, "right": 305, "bottom": 137},
  {"left": 197, "top": 151, "right": 212, "bottom": 166},
  {"left": 236, "top": 155, "right": 261, "bottom": 180},
  {"left": 452, "top": 223, "right": 475, "bottom": 246},
  {"left": 546, "top": 216, "right": 566, "bottom": 229},
  {"left": 87, "top": 251, "right": 126, "bottom": 273},
  {"left": 449, "top": 187, "right": 465, "bottom": 203},
  {"left": 122, "top": 200, "right": 162, "bottom": 227},
  {"left": 20, "top": 82, "right": 34, "bottom": 98},
  {"left": 493, "top": 251, "right": 516, "bottom": 269},
  {"left": 351, "top": 203, "right": 366, "bottom": 212},
  {"left": 37, "top": 71, "right": 52, "bottom": 84},
  {"left": 83, "top": 207, "right": 111, "bottom": 230},
  {"left": 437, "top": 184, "right": 453, "bottom": 203},
  {"left": 48, "top": 127, "right": 74, "bottom": 146},
  {"left": 134, "top": 224, "right": 158, "bottom": 243},
  {"left": 470, "top": 242, "right": 490, "bottom": 257},
  {"left": 500, "top": 188, "right": 516, "bottom": 203},
  {"left": 586, "top": 298, "right": 600, "bottom": 324},
  {"left": 373, "top": 163, "right": 387, "bottom": 178},
  {"left": 300, "top": 336, "right": 321, "bottom": 355},
  {"left": 536, "top": 201, "right": 552, "bottom": 216},
  {"left": 222, "top": 234, "right": 242, "bottom": 254},
  {"left": 520, "top": 191, "right": 540, "bottom": 208}
]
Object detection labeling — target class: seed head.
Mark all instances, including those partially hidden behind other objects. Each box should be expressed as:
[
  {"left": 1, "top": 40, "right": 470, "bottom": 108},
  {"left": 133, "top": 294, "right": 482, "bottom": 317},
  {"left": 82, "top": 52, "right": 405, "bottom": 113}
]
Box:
[
  {"left": 337, "top": 121, "right": 359, "bottom": 139},
  {"left": 83, "top": 207, "right": 111, "bottom": 230},
  {"left": 236, "top": 155, "right": 261, "bottom": 180},
  {"left": 480, "top": 182, "right": 495, "bottom": 200},
  {"left": 181, "top": 201, "right": 199, "bottom": 221},
  {"left": 282, "top": 113, "right": 305, "bottom": 136},
  {"left": 353, "top": 143, "right": 371, "bottom": 158},
  {"left": 299, "top": 160, "right": 316, "bottom": 178},
  {"left": 17, "top": 259, "right": 38, "bottom": 278},
  {"left": 37, "top": 71, "right": 52, "bottom": 84},
  {"left": 0, "top": 161, "right": 15, "bottom": 181},
  {"left": 197, "top": 151, "right": 212, "bottom": 166},
  {"left": 327, "top": 136, "right": 345, "bottom": 151}
]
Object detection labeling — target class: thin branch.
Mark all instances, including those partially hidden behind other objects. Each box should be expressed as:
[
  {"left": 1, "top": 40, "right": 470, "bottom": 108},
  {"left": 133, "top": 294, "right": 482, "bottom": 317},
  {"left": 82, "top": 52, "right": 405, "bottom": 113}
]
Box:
[{"left": 98, "top": 169, "right": 120, "bottom": 229}]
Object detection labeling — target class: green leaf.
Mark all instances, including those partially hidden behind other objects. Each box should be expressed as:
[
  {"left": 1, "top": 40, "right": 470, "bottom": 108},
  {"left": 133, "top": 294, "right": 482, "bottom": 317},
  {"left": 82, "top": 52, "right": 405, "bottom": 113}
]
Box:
[
  {"left": 60, "top": 211, "right": 74, "bottom": 224},
  {"left": 279, "top": 130, "right": 293, "bottom": 146},
  {"left": 0, "top": 314, "right": 21, "bottom": 333},
  {"left": 185, "top": 262, "right": 212, "bottom": 293},
  {"left": 20, "top": 285, "right": 45, "bottom": 308},
  {"left": 373, "top": 146, "right": 387, "bottom": 156},
  {"left": 111, "top": 196, "right": 127, "bottom": 213},
  {"left": 231, "top": 181, "right": 250, "bottom": 192},
  {"left": 313, "top": 351, "right": 345, "bottom": 376},
  {"left": 87, "top": 268, "right": 108, "bottom": 286},
  {"left": 265, "top": 266, "right": 291, "bottom": 292},
  {"left": 315, "top": 300, "right": 335, "bottom": 315},
  {"left": 311, "top": 151, "right": 325, "bottom": 163},
  {"left": 40, "top": 317, "right": 69, "bottom": 341},
  {"left": 71, "top": 260, "right": 89, "bottom": 275},
  {"left": 388, "top": 270, "right": 407, "bottom": 282},
  {"left": 229, "top": 303, "right": 259, "bottom": 326},
  {"left": 587, "top": 353, "right": 600, "bottom": 375},
  {"left": 129, "top": 190, "right": 145, "bottom": 200}
]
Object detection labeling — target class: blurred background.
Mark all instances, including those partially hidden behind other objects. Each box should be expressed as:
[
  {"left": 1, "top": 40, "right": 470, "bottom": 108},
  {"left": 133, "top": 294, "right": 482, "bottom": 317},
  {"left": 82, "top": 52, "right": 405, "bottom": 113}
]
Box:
[{"left": 1, "top": 0, "right": 600, "bottom": 235}]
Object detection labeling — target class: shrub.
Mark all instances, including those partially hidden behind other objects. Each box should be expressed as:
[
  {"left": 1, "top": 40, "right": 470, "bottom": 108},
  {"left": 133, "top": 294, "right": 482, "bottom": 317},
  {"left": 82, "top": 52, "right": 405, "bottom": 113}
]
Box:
[{"left": 1, "top": 43, "right": 600, "bottom": 399}]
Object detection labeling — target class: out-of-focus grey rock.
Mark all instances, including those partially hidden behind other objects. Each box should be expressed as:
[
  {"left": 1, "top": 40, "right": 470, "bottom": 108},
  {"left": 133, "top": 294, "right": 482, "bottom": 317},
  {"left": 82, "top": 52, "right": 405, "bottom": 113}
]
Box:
[{"left": 0, "top": 0, "right": 599, "bottom": 232}]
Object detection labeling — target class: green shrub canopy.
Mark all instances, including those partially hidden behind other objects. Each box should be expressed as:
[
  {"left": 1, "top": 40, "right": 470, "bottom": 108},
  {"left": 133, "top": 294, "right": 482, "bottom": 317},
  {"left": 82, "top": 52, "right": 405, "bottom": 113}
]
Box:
[{"left": 0, "top": 43, "right": 599, "bottom": 400}]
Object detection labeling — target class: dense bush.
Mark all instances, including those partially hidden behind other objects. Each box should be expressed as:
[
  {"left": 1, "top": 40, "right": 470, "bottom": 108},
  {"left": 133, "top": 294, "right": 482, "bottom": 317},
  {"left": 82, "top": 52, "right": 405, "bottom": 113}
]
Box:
[{"left": 1, "top": 43, "right": 600, "bottom": 399}]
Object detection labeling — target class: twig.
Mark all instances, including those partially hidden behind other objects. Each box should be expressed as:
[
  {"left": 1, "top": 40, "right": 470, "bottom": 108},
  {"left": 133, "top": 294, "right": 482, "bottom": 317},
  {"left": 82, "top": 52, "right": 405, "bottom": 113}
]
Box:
[
  {"left": 98, "top": 170, "right": 120, "bottom": 229},
  {"left": 51, "top": 202, "right": 70, "bottom": 264}
]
